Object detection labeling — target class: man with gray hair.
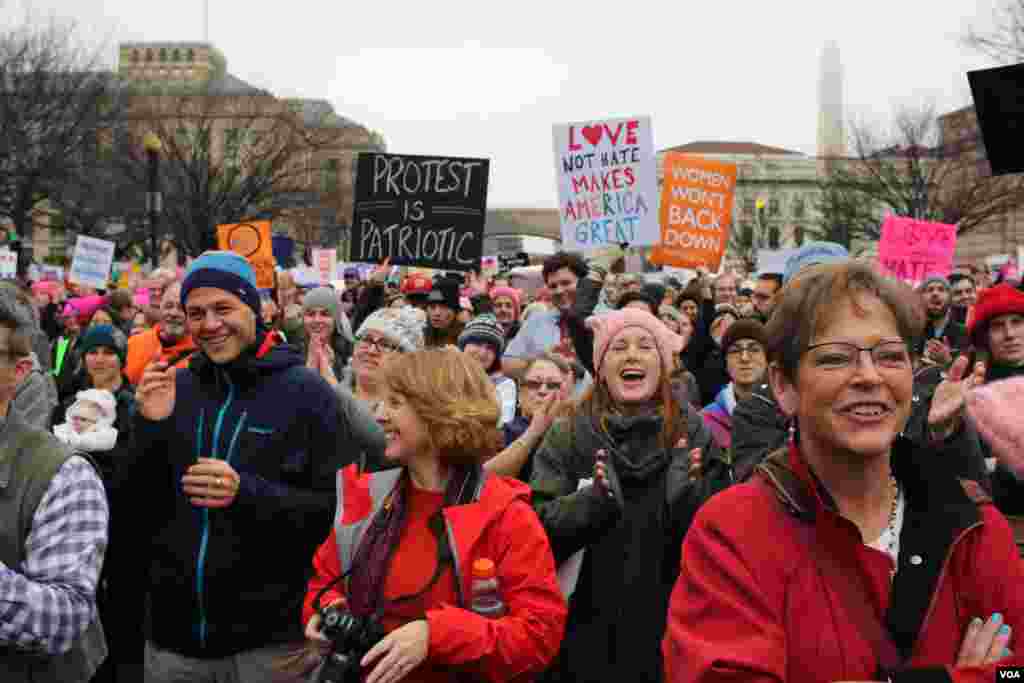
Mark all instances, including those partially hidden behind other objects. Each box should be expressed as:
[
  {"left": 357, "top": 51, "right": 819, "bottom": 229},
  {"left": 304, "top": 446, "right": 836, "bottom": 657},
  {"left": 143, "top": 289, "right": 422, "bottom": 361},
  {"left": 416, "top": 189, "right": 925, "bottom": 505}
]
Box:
[
  {"left": 712, "top": 272, "right": 738, "bottom": 307},
  {"left": 123, "top": 282, "right": 196, "bottom": 385}
]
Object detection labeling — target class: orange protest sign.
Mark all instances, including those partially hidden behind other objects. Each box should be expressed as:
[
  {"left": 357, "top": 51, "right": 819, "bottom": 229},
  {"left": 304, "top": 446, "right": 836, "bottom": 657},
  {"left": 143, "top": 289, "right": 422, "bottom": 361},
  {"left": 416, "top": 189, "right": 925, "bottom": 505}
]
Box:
[
  {"left": 216, "top": 220, "right": 275, "bottom": 289},
  {"left": 649, "top": 154, "right": 736, "bottom": 271}
]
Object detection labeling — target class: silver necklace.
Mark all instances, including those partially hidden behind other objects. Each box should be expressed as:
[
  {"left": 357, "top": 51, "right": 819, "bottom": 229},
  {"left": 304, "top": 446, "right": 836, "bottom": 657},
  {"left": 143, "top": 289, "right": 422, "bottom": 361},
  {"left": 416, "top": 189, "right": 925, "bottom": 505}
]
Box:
[{"left": 885, "top": 475, "right": 901, "bottom": 558}]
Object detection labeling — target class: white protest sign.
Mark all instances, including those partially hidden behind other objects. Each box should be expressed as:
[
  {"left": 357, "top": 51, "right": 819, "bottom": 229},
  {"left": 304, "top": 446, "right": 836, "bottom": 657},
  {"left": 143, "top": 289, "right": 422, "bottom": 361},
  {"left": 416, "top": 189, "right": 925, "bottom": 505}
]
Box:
[
  {"left": 68, "top": 235, "right": 116, "bottom": 289},
  {"left": 312, "top": 248, "right": 337, "bottom": 286},
  {"left": 553, "top": 115, "right": 658, "bottom": 251},
  {"left": 0, "top": 249, "right": 16, "bottom": 279},
  {"left": 757, "top": 248, "right": 798, "bottom": 276},
  {"left": 290, "top": 265, "right": 320, "bottom": 288}
]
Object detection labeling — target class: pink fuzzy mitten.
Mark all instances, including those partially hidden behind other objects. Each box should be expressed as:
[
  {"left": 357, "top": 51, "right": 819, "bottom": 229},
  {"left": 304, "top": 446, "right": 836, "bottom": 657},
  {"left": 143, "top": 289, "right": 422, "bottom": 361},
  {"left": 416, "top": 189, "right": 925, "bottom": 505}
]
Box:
[{"left": 966, "top": 377, "right": 1024, "bottom": 478}]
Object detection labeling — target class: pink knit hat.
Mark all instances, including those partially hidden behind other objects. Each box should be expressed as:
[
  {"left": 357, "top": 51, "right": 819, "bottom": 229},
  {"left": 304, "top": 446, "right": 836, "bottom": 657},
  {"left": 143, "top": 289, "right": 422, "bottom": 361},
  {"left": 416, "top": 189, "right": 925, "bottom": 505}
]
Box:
[
  {"left": 489, "top": 286, "right": 521, "bottom": 319},
  {"left": 966, "top": 377, "right": 1024, "bottom": 478},
  {"left": 586, "top": 308, "right": 684, "bottom": 374}
]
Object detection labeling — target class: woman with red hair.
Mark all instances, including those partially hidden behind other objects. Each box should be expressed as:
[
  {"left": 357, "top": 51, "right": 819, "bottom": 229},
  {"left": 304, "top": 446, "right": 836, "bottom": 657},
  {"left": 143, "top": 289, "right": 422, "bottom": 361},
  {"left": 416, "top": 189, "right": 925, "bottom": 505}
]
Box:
[{"left": 300, "top": 349, "right": 566, "bottom": 683}]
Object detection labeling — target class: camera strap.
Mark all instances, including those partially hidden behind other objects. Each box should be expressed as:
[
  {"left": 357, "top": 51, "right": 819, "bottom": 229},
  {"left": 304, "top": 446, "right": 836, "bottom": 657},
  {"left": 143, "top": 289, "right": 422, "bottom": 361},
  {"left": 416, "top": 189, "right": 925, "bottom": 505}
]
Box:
[{"left": 372, "top": 512, "right": 456, "bottom": 620}]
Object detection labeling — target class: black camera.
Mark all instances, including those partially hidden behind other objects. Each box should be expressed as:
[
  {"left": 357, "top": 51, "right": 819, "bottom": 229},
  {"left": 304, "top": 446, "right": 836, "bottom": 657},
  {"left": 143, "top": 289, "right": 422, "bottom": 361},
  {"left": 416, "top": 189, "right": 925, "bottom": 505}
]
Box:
[{"left": 317, "top": 604, "right": 387, "bottom": 683}]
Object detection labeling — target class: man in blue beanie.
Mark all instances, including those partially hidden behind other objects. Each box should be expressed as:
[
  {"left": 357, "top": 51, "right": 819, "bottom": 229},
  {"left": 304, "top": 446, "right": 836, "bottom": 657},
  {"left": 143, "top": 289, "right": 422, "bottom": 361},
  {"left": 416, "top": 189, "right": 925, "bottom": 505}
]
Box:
[{"left": 131, "top": 251, "right": 357, "bottom": 681}]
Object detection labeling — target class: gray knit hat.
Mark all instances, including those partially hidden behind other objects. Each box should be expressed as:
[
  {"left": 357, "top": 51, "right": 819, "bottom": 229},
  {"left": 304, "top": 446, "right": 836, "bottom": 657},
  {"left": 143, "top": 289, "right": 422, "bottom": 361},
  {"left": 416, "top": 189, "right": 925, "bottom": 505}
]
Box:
[
  {"left": 356, "top": 306, "right": 425, "bottom": 353},
  {"left": 302, "top": 286, "right": 338, "bottom": 319},
  {"left": 457, "top": 314, "right": 506, "bottom": 356},
  {"left": 0, "top": 281, "right": 50, "bottom": 371}
]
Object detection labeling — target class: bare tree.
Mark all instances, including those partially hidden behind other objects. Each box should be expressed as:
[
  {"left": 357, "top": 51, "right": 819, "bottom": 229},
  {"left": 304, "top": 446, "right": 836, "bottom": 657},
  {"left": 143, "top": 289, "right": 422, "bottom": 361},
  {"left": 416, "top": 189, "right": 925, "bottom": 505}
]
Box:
[
  {"left": 727, "top": 211, "right": 778, "bottom": 274},
  {"left": 114, "top": 81, "right": 353, "bottom": 260},
  {"left": 965, "top": 0, "right": 1024, "bottom": 64},
  {"left": 0, "top": 20, "right": 122, "bottom": 273},
  {"left": 815, "top": 104, "right": 1024, "bottom": 243}
]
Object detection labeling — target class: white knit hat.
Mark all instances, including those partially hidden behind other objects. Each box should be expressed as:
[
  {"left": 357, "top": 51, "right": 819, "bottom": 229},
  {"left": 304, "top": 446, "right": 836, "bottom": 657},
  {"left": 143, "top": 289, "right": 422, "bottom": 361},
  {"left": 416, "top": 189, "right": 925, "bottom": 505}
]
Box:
[
  {"left": 356, "top": 306, "right": 426, "bottom": 353},
  {"left": 69, "top": 389, "right": 117, "bottom": 429}
]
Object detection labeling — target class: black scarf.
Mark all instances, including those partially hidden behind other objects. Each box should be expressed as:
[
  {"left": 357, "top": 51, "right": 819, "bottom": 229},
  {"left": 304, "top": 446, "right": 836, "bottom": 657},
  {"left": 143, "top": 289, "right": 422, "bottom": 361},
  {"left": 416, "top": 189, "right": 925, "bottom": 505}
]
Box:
[
  {"left": 347, "top": 465, "right": 482, "bottom": 617},
  {"left": 602, "top": 410, "right": 670, "bottom": 482}
]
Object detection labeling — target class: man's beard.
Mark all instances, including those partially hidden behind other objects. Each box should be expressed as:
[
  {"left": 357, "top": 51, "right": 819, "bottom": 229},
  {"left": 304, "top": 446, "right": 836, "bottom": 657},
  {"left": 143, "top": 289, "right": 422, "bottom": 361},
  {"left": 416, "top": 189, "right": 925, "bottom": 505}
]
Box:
[
  {"left": 926, "top": 304, "right": 948, "bottom": 322},
  {"left": 160, "top": 324, "right": 185, "bottom": 345}
]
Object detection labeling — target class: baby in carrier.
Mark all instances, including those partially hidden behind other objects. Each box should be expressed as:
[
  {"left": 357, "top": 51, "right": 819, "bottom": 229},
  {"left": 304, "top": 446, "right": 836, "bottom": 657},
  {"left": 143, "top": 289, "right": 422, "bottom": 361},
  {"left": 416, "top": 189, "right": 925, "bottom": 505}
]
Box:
[{"left": 53, "top": 389, "right": 118, "bottom": 454}]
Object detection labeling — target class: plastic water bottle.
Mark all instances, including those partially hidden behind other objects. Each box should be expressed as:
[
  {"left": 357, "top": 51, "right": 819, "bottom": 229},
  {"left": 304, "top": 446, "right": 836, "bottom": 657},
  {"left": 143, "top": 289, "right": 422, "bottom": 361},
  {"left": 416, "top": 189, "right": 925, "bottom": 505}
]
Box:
[{"left": 470, "top": 558, "right": 506, "bottom": 618}]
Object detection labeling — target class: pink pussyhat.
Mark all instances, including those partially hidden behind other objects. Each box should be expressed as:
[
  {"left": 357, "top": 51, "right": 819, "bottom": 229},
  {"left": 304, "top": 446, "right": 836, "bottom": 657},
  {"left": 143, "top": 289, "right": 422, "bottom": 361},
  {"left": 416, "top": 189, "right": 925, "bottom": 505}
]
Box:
[
  {"left": 966, "top": 378, "right": 1024, "bottom": 478},
  {"left": 489, "top": 286, "right": 521, "bottom": 319},
  {"left": 586, "top": 308, "right": 684, "bottom": 375}
]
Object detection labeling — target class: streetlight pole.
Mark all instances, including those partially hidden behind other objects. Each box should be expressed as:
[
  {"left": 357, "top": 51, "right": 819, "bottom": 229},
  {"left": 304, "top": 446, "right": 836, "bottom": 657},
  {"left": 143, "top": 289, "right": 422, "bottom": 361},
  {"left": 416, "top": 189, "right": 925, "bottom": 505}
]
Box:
[{"left": 143, "top": 132, "right": 163, "bottom": 269}]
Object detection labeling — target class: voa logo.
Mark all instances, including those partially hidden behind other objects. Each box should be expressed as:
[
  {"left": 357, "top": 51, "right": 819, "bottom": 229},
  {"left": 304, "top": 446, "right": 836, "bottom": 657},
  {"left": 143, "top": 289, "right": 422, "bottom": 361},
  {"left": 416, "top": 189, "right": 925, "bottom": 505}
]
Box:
[{"left": 998, "top": 670, "right": 1022, "bottom": 680}]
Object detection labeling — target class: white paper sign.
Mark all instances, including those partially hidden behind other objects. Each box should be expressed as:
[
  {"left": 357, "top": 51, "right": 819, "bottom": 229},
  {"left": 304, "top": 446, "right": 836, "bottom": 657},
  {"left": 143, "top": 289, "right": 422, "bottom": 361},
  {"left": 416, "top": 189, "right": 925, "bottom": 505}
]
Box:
[
  {"left": 756, "top": 248, "right": 798, "bottom": 276},
  {"left": 0, "top": 249, "right": 16, "bottom": 279},
  {"left": 312, "top": 248, "right": 337, "bottom": 286},
  {"left": 68, "top": 235, "right": 116, "bottom": 289},
  {"left": 553, "top": 115, "right": 658, "bottom": 251}
]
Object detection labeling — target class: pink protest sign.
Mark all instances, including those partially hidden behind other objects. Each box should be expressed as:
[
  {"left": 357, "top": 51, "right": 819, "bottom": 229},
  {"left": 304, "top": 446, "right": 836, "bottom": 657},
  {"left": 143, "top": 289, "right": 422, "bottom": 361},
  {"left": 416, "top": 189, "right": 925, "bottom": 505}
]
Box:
[{"left": 878, "top": 216, "right": 957, "bottom": 285}]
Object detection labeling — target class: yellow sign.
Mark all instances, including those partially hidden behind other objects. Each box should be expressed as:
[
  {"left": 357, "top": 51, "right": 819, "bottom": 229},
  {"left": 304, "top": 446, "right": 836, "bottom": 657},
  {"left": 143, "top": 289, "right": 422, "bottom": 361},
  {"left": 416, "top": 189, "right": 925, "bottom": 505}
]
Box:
[{"left": 216, "top": 220, "right": 275, "bottom": 289}]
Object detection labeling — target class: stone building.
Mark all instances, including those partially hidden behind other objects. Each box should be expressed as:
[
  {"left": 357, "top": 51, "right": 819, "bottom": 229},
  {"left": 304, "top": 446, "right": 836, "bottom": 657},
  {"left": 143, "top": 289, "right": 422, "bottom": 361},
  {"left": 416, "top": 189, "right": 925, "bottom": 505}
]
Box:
[
  {"left": 657, "top": 141, "right": 822, "bottom": 251},
  {"left": 937, "top": 105, "right": 1024, "bottom": 266},
  {"left": 36, "top": 42, "right": 385, "bottom": 264}
]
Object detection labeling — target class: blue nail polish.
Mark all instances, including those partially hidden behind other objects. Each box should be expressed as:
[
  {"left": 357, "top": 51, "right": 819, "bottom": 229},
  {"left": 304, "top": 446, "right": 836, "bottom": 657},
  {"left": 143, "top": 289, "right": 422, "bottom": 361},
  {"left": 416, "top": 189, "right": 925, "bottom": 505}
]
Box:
[
  {"left": 999, "top": 624, "right": 1011, "bottom": 635},
  {"left": 993, "top": 613, "right": 1003, "bottom": 624}
]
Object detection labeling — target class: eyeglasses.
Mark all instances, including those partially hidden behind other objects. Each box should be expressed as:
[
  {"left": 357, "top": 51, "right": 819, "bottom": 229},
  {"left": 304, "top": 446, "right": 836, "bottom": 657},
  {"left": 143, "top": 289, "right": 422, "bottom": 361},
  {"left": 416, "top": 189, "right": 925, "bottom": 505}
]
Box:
[
  {"left": 356, "top": 335, "right": 401, "bottom": 354},
  {"left": 523, "top": 380, "right": 562, "bottom": 392},
  {"left": 726, "top": 343, "right": 766, "bottom": 358},
  {"left": 804, "top": 340, "right": 911, "bottom": 372}
]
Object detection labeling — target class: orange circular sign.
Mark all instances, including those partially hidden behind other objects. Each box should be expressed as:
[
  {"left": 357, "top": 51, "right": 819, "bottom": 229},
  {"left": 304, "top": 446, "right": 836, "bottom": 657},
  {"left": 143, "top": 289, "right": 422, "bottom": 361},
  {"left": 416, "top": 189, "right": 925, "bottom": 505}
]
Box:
[{"left": 226, "top": 223, "right": 262, "bottom": 257}]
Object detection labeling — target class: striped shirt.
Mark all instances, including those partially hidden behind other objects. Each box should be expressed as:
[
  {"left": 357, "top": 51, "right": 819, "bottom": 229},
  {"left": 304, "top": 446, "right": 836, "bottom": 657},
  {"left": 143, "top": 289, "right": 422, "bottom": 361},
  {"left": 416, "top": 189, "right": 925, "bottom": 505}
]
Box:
[{"left": 0, "top": 455, "right": 108, "bottom": 654}]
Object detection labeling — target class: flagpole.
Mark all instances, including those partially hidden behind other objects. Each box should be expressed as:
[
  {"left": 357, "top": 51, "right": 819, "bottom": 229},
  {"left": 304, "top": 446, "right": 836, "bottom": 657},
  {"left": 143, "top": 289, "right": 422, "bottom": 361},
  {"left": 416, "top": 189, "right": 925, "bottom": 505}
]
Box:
[{"left": 203, "top": 0, "right": 209, "bottom": 42}]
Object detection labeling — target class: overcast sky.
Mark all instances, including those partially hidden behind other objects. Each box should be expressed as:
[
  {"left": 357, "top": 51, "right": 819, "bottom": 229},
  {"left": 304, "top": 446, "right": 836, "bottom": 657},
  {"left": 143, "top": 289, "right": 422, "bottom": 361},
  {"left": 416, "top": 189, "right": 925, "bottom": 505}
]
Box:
[{"left": 1, "top": 0, "right": 1005, "bottom": 207}]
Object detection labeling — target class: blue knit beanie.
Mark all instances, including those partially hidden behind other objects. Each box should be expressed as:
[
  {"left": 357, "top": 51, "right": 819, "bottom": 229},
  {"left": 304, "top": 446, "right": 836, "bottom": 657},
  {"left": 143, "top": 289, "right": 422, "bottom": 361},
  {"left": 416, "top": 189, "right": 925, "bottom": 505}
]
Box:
[
  {"left": 181, "top": 251, "right": 262, "bottom": 322},
  {"left": 783, "top": 242, "right": 850, "bottom": 284}
]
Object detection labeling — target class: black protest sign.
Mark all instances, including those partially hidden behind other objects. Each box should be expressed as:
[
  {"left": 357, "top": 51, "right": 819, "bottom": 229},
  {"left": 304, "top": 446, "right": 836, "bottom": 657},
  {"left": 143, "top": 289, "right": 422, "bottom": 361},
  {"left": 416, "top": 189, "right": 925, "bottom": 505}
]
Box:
[
  {"left": 968, "top": 63, "right": 1024, "bottom": 176},
  {"left": 499, "top": 252, "right": 530, "bottom": 271},
  {"left": 351, "top": 153, "right": 490, "bottom": 271}
]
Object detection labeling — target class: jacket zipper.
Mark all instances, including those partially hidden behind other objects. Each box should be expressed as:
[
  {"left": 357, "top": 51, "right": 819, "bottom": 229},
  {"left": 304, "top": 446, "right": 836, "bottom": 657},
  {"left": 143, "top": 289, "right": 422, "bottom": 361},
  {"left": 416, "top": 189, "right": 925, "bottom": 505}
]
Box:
[
  {"left": 195, "top": 378, "right": 235, "bottom": 649},
  {"left": 915, "top": 521, "right": 983, "bottom": 642}
]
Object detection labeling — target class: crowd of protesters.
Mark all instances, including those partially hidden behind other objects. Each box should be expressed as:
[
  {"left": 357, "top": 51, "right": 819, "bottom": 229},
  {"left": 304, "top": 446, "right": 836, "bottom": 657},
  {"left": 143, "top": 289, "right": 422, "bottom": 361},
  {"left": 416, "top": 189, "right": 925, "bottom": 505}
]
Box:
[{"left": 0, "top": 242, "right": 1021, "bottom": 682}]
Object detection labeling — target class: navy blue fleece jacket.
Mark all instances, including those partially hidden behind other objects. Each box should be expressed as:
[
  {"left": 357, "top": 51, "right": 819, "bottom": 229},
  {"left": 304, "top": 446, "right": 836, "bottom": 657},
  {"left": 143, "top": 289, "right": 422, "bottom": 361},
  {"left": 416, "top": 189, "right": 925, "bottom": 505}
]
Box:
[{"left": 128, "top": 331, "right": 354, "bottom": 658}]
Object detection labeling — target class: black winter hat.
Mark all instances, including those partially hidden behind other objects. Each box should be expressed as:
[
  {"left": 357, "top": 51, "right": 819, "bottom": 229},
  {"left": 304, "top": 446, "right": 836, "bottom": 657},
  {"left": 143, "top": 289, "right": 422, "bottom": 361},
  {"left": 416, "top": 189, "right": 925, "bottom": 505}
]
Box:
[{"left": 427, "top": 278, "right": 461, "bottom": 311}]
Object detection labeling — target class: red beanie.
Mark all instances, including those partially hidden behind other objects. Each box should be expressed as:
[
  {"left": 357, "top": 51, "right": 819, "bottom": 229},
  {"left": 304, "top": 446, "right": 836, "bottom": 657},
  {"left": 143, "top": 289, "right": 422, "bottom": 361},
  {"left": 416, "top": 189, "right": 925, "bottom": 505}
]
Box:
[{"left": 967, "top": 283, "right": 1024, "bottom": 348}]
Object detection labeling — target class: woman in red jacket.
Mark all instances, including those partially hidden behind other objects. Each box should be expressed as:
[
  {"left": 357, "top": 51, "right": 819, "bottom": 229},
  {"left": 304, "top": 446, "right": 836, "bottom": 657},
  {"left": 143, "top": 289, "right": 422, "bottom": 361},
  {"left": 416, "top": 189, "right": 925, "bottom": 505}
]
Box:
[
  {"left": 302, "top": 349, "right": 566, "bottom": 683},
  {"left": 663, "top": 261, "right": 1023, "bottom": 683}
]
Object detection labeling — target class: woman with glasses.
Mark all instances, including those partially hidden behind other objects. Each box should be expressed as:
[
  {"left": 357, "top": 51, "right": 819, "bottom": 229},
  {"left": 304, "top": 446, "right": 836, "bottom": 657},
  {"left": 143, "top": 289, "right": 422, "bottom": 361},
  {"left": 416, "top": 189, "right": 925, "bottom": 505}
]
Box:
[
  {"left": 664, "top": 261, "right": 1023, "bottom": 683},
  {"left": 701, "top": 320, "right": 768, "bottom": 450},
  {"left": 486, "top": 353, "right": 570, "bottom": 482},
  {"left": 342, "top": 307, "right": 426, "bottom": 406}
]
